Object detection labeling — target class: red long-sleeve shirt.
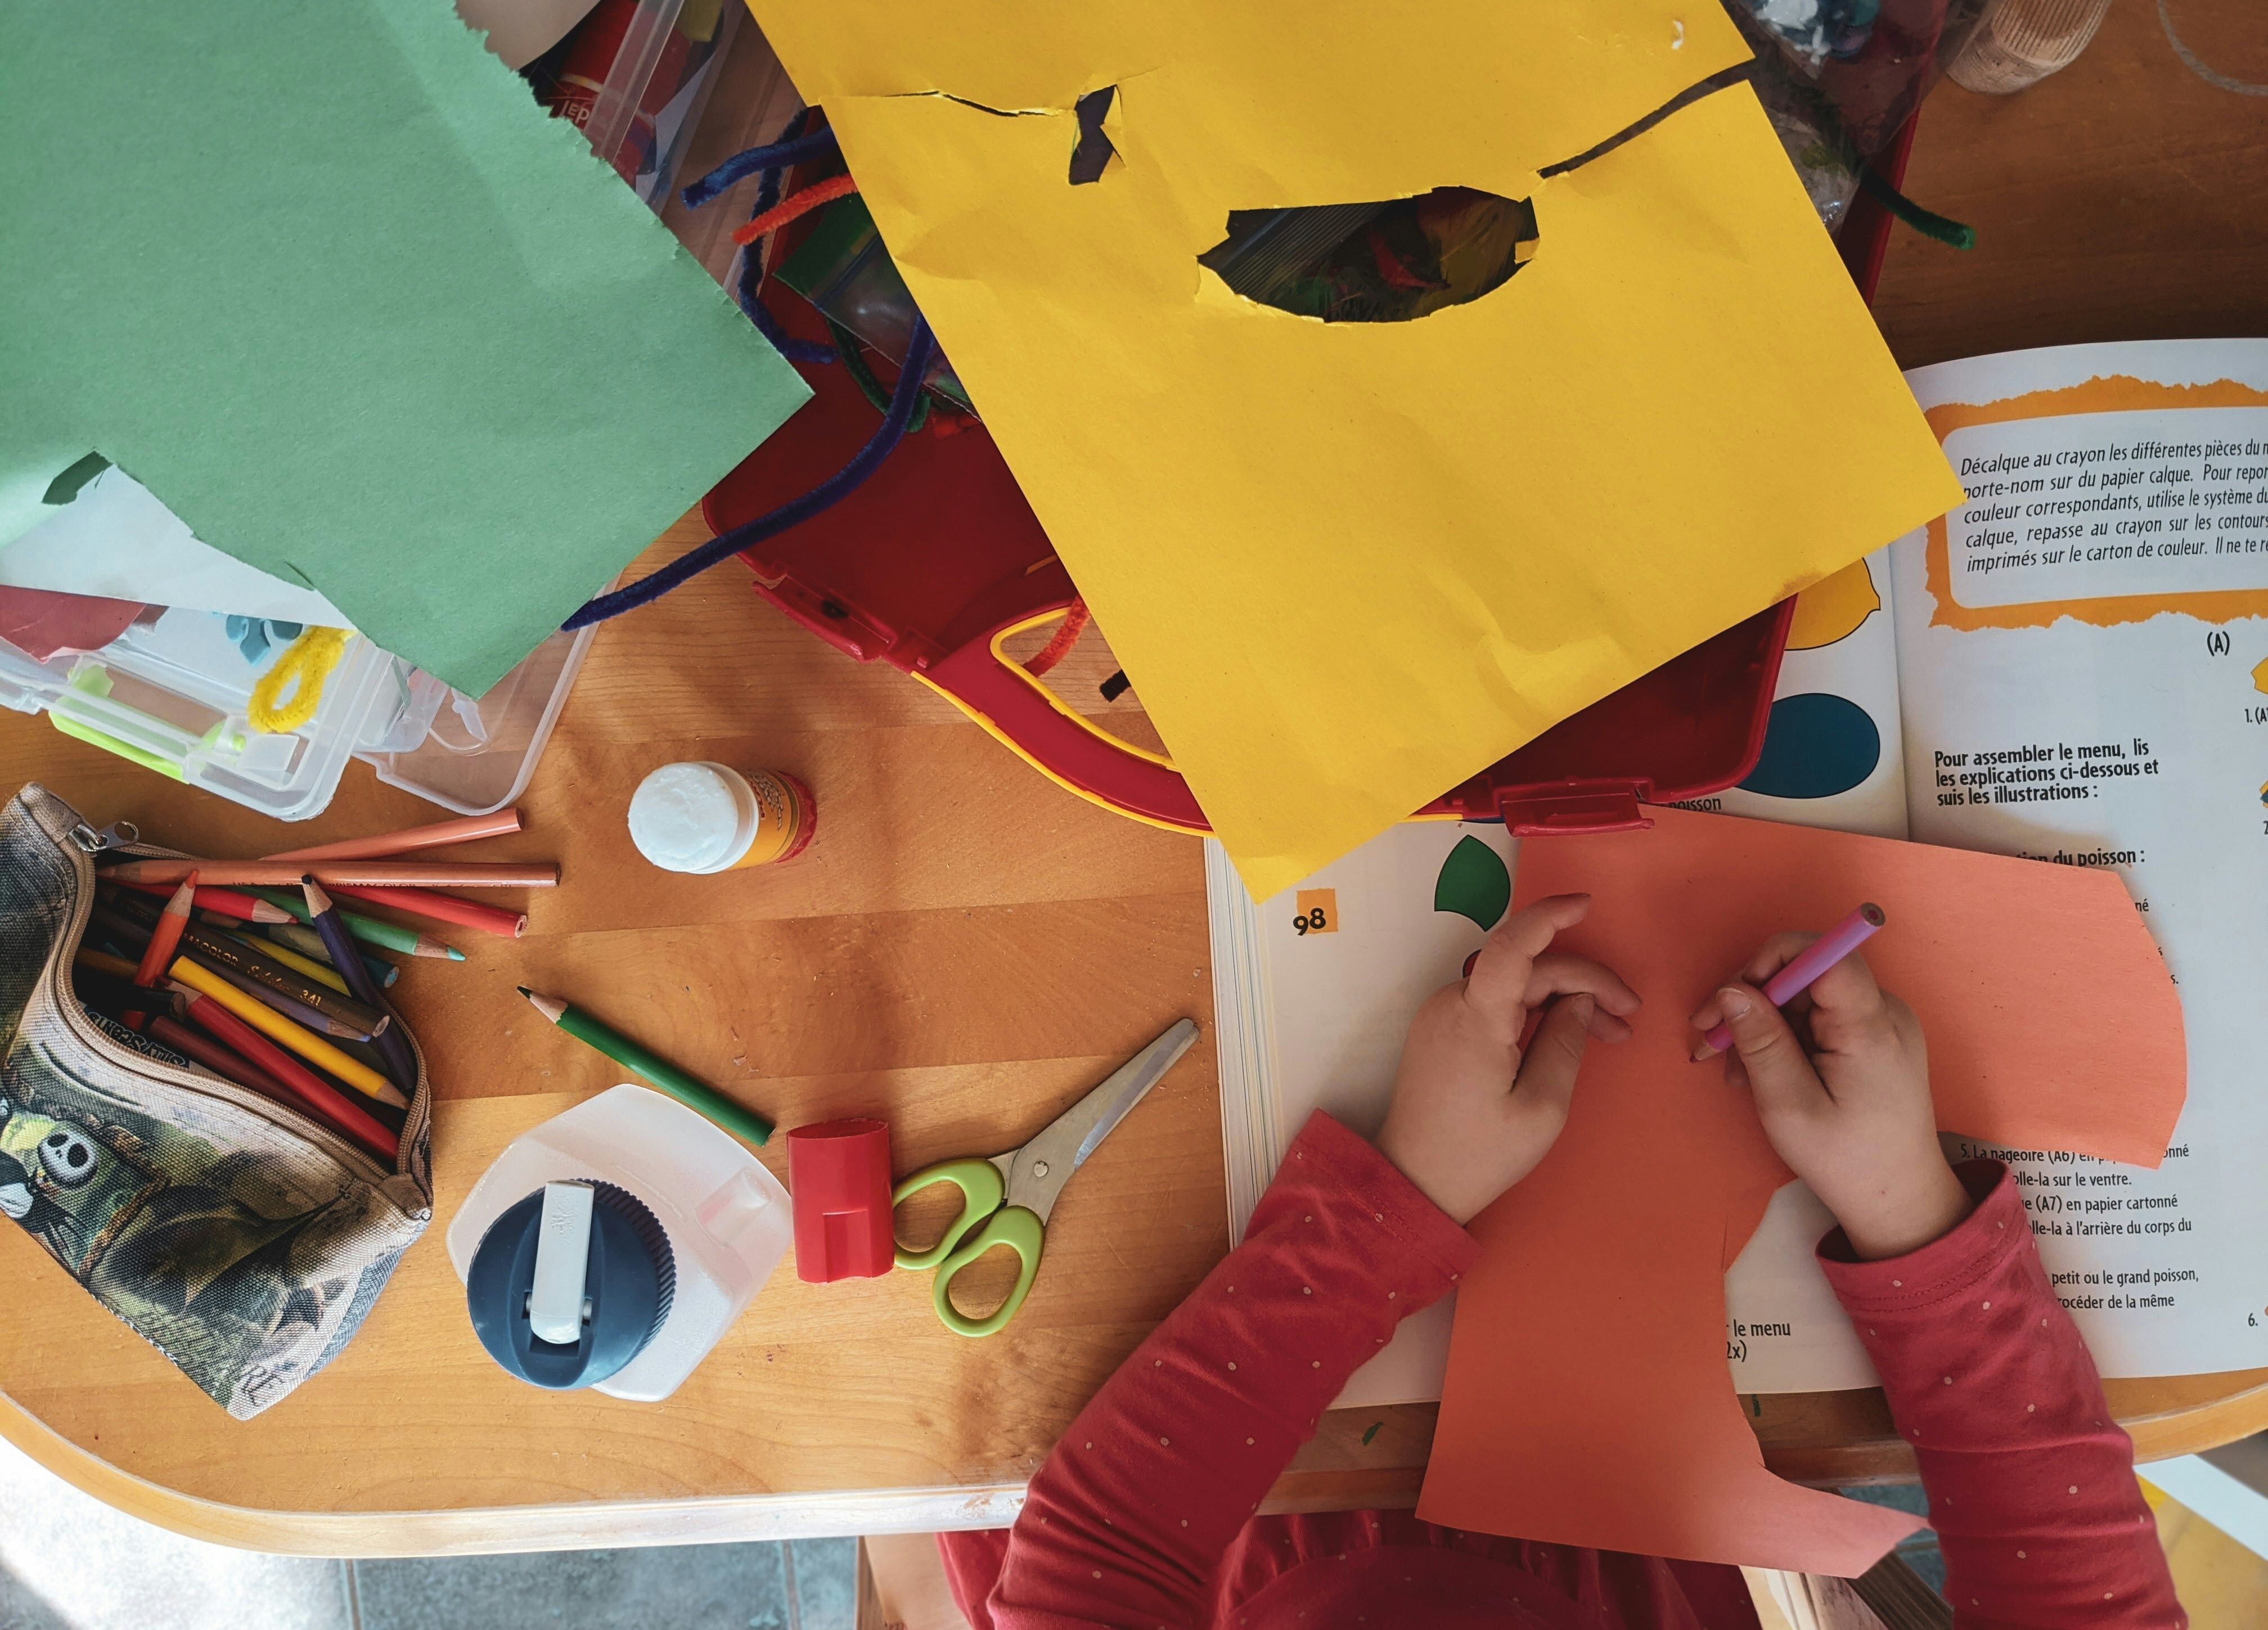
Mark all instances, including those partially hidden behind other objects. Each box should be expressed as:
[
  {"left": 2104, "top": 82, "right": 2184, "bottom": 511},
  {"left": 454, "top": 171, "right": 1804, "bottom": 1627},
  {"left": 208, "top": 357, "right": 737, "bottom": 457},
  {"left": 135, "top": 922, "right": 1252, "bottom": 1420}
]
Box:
[{"left": 943, "top": 1114, "right": 2181, "bottom": 1629}]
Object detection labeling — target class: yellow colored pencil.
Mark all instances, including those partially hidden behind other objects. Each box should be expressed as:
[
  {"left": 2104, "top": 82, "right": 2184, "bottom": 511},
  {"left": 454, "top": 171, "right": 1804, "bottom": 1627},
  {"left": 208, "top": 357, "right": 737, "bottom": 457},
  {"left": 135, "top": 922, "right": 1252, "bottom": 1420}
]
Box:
[
  {"left": 229, "top": 930, "right": 349, "bottom": 996},
  {"left": 168, "top": 958, "right": 406, "bottom": 1108}
]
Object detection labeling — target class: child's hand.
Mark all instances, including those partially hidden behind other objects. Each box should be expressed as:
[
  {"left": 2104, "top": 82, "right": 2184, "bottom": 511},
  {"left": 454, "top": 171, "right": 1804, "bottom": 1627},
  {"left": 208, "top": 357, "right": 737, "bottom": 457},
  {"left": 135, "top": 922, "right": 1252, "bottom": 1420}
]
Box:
[
  {"left": 1378, "top": 894, "right": 1639, "bottom": 1224},
  {"left": 1688, "top": 937, "right": 1971, "bottom": 1260}
]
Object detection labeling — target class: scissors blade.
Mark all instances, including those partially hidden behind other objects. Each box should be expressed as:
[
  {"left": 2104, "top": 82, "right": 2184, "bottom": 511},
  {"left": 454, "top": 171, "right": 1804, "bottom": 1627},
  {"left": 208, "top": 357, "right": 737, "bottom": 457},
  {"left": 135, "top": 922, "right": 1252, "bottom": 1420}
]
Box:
[{"left": 1007, "top": 1019, "right": 1199, "bottom": 1221}]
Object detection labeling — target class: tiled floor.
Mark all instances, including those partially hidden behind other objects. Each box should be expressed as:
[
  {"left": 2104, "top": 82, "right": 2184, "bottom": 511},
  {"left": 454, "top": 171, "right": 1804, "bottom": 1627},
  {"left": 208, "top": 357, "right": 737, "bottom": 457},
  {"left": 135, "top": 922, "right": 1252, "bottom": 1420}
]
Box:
[
  {"left": 1839, "top": 1482, "right": 1948, "bottom": 1596},
  {"left": 0, "top": 1434, "right": 855, "bottom": 1630}
]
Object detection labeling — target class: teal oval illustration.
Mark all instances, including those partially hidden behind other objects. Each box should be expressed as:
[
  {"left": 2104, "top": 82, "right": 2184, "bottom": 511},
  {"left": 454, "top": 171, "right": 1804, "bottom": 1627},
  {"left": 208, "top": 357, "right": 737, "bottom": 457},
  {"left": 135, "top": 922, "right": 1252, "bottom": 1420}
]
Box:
[{"left": 1740, "top": 693, "right": 1880, "bottom": 800}]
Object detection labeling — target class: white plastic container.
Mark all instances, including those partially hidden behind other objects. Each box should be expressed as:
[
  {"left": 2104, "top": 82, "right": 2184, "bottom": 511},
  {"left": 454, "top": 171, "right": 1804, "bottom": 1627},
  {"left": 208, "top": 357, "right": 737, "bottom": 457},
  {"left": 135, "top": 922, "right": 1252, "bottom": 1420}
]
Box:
[
  {"left": 627, "top": 761, "right": 816, "bottom": 873},
  {"left": 446, "top": 1084, "right": 792, "bottom": 1402}
]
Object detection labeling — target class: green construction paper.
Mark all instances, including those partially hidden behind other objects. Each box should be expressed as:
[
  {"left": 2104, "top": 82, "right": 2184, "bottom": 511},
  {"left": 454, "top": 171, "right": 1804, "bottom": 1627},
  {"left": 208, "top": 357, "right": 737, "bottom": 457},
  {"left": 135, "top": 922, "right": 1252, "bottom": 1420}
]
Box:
[{"left": 0, "top": 3, "right": 808, "bottom": 695}]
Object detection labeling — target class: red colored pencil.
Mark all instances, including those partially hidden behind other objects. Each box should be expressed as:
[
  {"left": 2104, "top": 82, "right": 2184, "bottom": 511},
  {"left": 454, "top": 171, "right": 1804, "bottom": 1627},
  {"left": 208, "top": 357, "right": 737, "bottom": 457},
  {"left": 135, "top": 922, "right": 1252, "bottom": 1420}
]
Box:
[
  {"left": 135, "top": 872, "right": 197, "bottom": 988},
  {"left": 174, "top": 988, "right": 398, "bottom": 1163},
  {"left": 263, "top": 809, "right": 523, "bottom": 863},
  {"left": 146, "top": 1014, "right": 292, "bottom": 1100},
  {"left": 110, "top": 879, "right": 294, "bottom": 924},
  {"left": 327, "top": 882, "right": 526, "bottom": 939}
]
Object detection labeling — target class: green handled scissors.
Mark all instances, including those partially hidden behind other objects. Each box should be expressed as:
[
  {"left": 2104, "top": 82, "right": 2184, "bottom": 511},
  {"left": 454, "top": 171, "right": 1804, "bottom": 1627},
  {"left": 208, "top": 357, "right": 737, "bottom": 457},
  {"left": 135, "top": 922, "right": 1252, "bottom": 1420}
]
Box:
[{"left": 893, "top": 1019, "right": 1199, "bottom": 1337}]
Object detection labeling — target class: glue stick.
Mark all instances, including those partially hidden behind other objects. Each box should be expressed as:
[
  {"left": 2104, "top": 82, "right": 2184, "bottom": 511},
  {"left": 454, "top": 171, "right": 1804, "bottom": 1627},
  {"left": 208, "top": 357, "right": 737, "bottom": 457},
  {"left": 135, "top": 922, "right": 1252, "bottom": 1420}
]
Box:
[{"left": 627, "top": 762, "right": 815, "bottom": 874}]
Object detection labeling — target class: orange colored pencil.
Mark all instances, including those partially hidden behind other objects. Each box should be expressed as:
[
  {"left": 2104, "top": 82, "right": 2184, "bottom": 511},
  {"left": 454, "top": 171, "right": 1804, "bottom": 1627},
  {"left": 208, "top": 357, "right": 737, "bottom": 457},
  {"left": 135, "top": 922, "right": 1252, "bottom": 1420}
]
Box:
[
  {"left": 102, "top": 859, "right": 556, "bottom": 889},
  {"left": 134, "top": 872, "right": 197, "bottom": 988},
  {"left": 263, "top": 809, "right": 523, "bottom": 863},
  {"left": 327, "top": 882, "right": 526, "bottom": 939}
]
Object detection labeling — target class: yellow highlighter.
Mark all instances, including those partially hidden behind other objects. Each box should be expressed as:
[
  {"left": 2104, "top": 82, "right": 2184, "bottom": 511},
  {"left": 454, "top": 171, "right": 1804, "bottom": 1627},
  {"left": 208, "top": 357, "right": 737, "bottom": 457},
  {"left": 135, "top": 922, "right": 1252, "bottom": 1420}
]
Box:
[{"left": 168, "top": 958, "right": 405, "bottom": 1109}]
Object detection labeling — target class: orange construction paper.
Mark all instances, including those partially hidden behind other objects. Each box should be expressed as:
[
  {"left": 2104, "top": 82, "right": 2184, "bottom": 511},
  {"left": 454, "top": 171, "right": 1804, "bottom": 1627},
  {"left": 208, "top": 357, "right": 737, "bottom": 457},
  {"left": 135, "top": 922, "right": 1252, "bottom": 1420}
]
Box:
[{"left": 1417, "top": 806, "right": 2186, "bottom": 1573}]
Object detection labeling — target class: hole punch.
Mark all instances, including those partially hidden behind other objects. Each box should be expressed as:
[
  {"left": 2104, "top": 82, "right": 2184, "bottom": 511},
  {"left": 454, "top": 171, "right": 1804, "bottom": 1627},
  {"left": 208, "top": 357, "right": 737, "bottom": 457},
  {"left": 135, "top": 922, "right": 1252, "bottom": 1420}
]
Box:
[{"left": 1198, "top": 188, "right": 1537, "bottom": 323}]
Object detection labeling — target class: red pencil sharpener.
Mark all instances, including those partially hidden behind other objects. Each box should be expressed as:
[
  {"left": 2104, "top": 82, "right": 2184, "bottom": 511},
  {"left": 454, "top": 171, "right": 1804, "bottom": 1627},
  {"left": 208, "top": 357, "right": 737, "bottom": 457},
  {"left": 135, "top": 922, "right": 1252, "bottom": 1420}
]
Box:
[{"left": 787, "top": 1118, "right": 896, "bottom": 1283}]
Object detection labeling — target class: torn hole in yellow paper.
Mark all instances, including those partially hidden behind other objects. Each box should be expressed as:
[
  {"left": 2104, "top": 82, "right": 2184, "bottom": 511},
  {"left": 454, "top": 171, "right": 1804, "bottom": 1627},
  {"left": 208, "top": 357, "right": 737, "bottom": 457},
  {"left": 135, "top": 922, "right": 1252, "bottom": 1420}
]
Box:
[
  {"left": 1199, "top": 188, "right": 1538, "bottom": 323},
  {"left": 1069, "top": 87, "right": 1119, "bottom": 184}
]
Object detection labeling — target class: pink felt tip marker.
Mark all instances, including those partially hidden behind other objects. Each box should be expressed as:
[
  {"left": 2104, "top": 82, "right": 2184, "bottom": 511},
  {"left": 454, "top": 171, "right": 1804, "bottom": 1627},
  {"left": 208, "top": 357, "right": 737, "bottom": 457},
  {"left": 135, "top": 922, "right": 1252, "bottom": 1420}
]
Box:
[{"left": 1699, "top": 902, "right": 1887, "bottom": 1056}]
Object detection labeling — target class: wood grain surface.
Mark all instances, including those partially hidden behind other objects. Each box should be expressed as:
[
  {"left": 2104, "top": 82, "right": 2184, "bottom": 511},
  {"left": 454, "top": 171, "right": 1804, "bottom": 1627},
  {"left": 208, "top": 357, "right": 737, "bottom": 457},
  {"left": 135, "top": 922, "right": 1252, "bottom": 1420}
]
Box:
[{"left": 2, "top": 7, "right": 2265, "bottom": 1553}]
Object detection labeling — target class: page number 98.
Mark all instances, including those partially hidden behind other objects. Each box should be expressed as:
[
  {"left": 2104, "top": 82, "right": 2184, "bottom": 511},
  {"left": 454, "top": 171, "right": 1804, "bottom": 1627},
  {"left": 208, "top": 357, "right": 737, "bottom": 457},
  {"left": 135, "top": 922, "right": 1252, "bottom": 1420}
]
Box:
[{"left": 1292, "top": 889, "right": 1338, "bottom": 936}]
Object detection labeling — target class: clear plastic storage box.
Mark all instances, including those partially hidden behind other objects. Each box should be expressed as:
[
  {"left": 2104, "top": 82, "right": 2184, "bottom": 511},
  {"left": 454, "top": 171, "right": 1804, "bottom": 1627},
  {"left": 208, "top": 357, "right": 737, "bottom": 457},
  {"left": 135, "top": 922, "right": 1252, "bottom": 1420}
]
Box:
[{"left": 0, "top": 611, "right": 596, "bottom": 822}]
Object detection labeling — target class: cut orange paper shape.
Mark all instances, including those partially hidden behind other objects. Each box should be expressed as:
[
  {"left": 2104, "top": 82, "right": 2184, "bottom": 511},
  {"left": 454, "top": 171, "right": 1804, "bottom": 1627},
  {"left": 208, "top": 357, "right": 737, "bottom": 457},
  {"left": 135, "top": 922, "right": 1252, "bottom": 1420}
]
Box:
[{"left": 1418, "top": 806, "right": 2186, "bottom": 1574}]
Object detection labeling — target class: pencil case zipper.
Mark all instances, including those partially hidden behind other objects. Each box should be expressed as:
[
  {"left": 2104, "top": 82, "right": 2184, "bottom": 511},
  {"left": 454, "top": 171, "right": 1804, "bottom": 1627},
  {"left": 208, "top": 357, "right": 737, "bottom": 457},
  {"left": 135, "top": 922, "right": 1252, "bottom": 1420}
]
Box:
[{"left": 43, "top": 813, "right": 425, "bottom": 1185}]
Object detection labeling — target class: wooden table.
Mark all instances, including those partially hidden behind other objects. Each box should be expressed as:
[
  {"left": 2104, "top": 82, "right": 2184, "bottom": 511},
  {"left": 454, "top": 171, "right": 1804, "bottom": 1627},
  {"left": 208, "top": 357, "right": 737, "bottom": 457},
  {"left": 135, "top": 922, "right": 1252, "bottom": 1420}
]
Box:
[{"left": 4, "top": 6, "right": 2266, "bottom": 1555}]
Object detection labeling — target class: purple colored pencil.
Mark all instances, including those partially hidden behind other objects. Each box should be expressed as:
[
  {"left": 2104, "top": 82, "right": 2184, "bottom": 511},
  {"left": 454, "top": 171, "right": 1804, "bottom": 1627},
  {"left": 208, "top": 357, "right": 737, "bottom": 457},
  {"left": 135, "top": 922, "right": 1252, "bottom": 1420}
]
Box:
[
  {"left": 303, "top": 877, "right": 419, "bottom": 1096},
  {"left": 1700, "top": 902, "right": 1887, "bottom": 1056}
]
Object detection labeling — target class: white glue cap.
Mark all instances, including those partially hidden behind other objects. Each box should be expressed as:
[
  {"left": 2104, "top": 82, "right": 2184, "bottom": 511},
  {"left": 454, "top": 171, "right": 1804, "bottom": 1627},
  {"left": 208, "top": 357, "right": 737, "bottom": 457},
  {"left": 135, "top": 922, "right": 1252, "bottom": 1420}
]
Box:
[{"left": 627, "top": 762, "right": 758, "bottom": 875}]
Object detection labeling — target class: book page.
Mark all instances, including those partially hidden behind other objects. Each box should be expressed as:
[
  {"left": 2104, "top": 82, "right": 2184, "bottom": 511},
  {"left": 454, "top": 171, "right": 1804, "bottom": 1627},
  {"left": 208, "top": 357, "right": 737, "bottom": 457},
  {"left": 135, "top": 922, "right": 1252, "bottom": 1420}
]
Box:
[
  {"left": 1209, "top": 822, "right": 1517, "bottom": 1407},
  {"left": 1886, "top": 340, "right": 2268, "bottom": 1378},
  {"left": 1699, "top": 547, "right": 1910, "bottom": 841}
]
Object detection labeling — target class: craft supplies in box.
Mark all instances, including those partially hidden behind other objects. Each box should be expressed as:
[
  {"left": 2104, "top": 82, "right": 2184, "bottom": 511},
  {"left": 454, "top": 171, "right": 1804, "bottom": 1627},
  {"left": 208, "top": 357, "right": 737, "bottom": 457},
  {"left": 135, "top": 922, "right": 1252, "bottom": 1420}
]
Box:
[{"left": 0, "top": 603, "right": 596, "bottom": 823}]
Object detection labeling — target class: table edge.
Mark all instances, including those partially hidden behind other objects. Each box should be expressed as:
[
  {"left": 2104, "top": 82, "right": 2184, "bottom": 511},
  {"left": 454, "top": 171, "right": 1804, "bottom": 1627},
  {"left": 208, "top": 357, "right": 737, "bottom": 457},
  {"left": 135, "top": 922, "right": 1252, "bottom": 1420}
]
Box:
[{"left": 16, "top": 1370, "right": 2268, "bottom": 1556}]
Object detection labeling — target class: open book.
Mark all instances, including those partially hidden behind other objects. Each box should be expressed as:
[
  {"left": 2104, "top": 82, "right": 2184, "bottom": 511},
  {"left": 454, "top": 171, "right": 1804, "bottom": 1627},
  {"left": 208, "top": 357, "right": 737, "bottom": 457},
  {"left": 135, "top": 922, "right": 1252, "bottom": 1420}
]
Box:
[{"left": 1209, "top": 339, "right": 2268, "bottom": 1404}]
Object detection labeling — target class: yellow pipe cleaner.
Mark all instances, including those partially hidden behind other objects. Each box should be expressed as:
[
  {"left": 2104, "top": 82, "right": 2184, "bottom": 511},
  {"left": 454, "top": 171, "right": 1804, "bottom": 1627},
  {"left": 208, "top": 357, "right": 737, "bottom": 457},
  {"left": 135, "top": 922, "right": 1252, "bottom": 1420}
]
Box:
[{"left": 246, "top": 626, "right": 351, "bottom": 733}]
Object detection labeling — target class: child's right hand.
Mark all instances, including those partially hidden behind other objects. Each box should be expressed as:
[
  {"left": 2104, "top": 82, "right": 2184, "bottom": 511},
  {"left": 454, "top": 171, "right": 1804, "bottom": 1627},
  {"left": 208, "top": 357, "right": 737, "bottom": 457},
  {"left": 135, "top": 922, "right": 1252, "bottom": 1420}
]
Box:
[{"left": 1688, "top": 938, "right": 1972, "bottom": 1260}]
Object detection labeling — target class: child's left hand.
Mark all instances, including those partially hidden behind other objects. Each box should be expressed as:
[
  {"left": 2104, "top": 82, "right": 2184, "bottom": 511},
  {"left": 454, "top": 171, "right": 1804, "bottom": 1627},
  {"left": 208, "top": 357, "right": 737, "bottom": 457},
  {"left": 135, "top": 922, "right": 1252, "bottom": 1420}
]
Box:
[{"left": 1378, "top": 893, "right": 1639, "bottom": 1224}]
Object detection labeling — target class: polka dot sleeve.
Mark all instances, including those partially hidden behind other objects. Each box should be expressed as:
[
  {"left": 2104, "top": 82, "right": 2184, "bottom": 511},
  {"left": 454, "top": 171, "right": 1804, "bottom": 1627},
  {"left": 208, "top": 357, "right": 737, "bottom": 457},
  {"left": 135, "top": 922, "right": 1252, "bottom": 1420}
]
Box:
[
  {"left": 983, "top": 1110, "right": 1479, "bottom": 1629},
  {"left": 1819, "top": 1159, "right": 2184, "bottom": 1629}
]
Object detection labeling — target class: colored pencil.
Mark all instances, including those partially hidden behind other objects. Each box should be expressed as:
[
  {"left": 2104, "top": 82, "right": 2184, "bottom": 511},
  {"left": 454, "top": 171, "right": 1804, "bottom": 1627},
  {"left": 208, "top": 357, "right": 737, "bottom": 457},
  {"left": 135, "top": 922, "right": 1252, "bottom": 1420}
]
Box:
[
  {"left": 168, "top": 958, "right": 407, "bottom": 1108},
  {"left": 109, "top": 879, "right": 293, "bottom": 922},
  {"left": 172, "top": 989, "right": 398, "bottom": 1162},
  {"left": 74, "top": 969, "right": 188, "bottom": 1026},
  {"left": 198, "top": 958, "right": 374, "bottom": 1043},
  {"left": 134, "top": 872, "right": 197, "bottom": 988},
  {"left": 263, "top": 809, "right": 522, "bottom": 863},
  {"left": 304, "top": 879, "right": 418, "bottom": 1093},
  {"left": 75, "top": 945, "right": 143, "bottom": 983},
  {"left": 1696, "top": 903, "right": 1888, "bottom": 1058},
  {"left": 146, "top": 1014, "right": 292, "bottom": 1100},
  {"left": 263, "top": 922, "right": 399, "bottom": 988},
  {"left": 233, "top": 930, "right": 350, "bottom": 994},
  {"left": 101, "top": 896, "right": 386, "bottom": 1038},
  {"left": 249, "top": 888, "right": 465, "bottom": 961},
  {"left": 104, "top": 859, "right": 556, "bottom": 889},
  {"left": 328, "top": 882, "right": 525, "bottom": 939},
  {"left": 518, "top": 987, "right": 771, "bottom": 1145}
]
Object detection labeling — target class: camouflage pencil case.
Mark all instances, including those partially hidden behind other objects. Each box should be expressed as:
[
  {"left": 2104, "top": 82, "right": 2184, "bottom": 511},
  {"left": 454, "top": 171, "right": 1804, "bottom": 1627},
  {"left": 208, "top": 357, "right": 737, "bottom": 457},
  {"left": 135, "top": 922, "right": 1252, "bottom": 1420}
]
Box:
[{"left": 0, "top": 783, "right": 433, "bottom": 1418}]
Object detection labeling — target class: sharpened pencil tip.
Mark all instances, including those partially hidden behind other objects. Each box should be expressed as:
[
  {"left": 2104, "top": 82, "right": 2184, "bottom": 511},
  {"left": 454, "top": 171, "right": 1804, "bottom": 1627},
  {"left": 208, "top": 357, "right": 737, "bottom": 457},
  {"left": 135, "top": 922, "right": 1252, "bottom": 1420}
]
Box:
[{"left": 515, "top": 985, "right": 532, "bottom": 998}]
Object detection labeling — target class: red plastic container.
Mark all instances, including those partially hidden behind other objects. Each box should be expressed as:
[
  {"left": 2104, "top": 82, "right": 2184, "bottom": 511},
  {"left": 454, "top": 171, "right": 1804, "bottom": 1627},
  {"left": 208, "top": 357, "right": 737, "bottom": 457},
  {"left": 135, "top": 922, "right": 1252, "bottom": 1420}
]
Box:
[
  {"left": 704, "top": 115, "right": 1916, "bottom": 839},
  {"left": 786, "top": 1118, "right": 896, "bottom": 1283}
]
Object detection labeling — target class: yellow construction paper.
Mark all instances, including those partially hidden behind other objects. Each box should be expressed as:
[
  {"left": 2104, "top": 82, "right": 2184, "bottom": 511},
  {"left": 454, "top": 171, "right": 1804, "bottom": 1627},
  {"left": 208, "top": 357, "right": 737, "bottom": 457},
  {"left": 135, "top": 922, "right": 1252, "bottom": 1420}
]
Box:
[{"left": 748, "top": 1, "right": 1967, "bottom": 898}]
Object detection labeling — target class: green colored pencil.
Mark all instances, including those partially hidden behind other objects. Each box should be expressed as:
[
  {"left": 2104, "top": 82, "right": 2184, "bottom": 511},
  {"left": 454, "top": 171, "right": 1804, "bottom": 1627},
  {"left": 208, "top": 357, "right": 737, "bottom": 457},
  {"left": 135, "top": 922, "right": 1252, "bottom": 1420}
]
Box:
[
  {"left": 248, "top": 887, "right": 465, "bottom": 961},
  {"left": 518, "top": 987, "right": 771, "bottom": 1145}
]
